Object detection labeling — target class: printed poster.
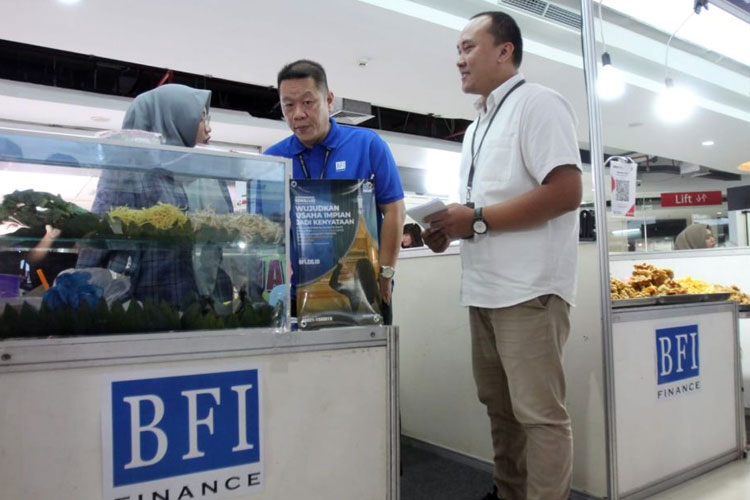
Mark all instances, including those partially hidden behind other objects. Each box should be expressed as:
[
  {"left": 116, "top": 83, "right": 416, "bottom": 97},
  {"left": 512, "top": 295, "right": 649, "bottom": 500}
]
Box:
[{"left": 290, "top": 179, "right": 381, "bottom": 330}]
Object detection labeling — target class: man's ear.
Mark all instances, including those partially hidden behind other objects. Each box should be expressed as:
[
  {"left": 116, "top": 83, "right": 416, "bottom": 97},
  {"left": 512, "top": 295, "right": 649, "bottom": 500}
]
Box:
[
  {"left": 498, "top": 42, "right": 514, "bottom": 63},
  {"left": 327, "top": 91, "right": 335, "bottom": 112}
]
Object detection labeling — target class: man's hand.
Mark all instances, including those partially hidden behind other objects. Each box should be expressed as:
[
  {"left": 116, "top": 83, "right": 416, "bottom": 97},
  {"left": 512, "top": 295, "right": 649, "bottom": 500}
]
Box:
[
  {"left": 424, "top": 203, "right": 475, "bottom": 240},
  {"left": 43, "top": 224, "right": 62, "bottom": 240},
  {"left": 422, "top": 227, "right": 451, "bottom": 253}
]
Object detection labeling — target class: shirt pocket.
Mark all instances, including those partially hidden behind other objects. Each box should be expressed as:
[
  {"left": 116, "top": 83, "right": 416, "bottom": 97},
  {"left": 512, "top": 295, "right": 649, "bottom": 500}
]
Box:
[{"left": 474, "top": 133, "right": 516, "bottom": 184}]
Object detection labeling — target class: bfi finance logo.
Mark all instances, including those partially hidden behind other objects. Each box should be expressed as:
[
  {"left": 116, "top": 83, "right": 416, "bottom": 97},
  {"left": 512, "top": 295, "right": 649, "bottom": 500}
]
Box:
[
  {"left": 103, "top": 367, "right": 262, "bottom": 500},
  {"left": 655, "top": 324, "right": 700, "bottom": 400}
]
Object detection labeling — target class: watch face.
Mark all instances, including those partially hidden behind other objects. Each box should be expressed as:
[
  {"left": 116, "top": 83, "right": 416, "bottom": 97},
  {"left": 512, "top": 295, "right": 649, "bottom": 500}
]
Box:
[
  {"left": 380, "top": 266, "right": 395, "bottom": 279},
  {"left": 473, "top": 220, "right": 488, "bottom": 234}
]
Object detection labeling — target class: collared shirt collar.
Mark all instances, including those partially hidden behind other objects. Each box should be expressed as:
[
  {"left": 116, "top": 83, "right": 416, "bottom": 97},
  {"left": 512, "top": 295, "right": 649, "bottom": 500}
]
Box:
[
  {"left": 289, "top": 117, "right": 341, "bottom": 154},
  {"left": 473, "top": 72, "right": 525, "bottom": 116}
]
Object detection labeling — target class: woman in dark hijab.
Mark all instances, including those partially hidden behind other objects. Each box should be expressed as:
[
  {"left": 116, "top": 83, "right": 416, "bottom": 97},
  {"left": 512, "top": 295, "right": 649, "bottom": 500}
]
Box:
[
  {"left": 121, "top": 84, "right": 211, "bottom": 147},
  {"left": 114, "top": 84, "right": 231, "bottom": 213},
  {"left": 92, "top": 84, "right": 213, "bottom": 213},
  {"left": 79, "top": 84, "right": 216, "bottom": 307},
  {"left": 674, "top": 223, "right": 716, "bottom": 250}
]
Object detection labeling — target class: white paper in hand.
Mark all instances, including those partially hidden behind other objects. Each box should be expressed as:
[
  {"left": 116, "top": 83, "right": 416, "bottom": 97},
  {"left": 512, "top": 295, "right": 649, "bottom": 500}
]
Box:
[{"left": 406, "top": 198, "right": 446, "bottom": 228}]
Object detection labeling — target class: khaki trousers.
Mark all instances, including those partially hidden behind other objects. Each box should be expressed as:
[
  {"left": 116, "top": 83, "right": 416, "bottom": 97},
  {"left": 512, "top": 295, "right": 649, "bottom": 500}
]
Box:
[{"left": 470, "top": 295, "right": 572, "bottom": 500}]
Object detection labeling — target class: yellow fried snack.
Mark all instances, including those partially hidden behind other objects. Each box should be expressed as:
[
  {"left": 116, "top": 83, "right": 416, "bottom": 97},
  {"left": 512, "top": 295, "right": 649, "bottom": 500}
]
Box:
[
  {"left": 677, "top": 277, "right": 750, "bottom": 305},
  {"left": 611, "top": 263, "right": 686, "bottom": 299},
  {"left": 610, "top": 263, "right": 750, "bottom": 304}
]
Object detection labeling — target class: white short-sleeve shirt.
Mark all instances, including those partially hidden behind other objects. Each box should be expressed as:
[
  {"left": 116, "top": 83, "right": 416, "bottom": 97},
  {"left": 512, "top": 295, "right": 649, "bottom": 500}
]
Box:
[{"left": 459, "top": 73, "right": 582, "bottom": 308}]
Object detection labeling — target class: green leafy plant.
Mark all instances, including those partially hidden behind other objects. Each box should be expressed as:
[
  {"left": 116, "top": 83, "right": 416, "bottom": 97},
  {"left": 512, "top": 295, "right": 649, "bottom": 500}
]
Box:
[{"left": 0, "top": 294, "right": 278, "bottom": 339}]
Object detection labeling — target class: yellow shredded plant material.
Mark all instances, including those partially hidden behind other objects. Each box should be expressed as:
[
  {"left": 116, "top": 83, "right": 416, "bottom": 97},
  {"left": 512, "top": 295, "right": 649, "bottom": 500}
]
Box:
[
  {"left": 189, "top": 208, "right": 283, "bottom": 244},
  {"left": 108, "top": 203, "right": 189, "bottom": 230}
]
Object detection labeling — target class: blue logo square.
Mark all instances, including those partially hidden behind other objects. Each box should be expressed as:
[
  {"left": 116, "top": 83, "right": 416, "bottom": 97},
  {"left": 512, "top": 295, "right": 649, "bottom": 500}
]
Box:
[
  {"left": 111, "top": 369, "right": 260, "bottom": 486},
  {"left": 655, "top": 324, "right": 699, "bottom": 385}
]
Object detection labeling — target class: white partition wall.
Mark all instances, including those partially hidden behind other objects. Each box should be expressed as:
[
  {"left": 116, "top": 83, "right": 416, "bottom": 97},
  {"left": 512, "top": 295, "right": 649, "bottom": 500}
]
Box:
[
  {"left": 395, "top": 242, "right": 609, "bottom": 498},
  {"left": 566, "top": 243, "right": 608, "bottom": 497},
  {"left": 394, "top": 251, "right": 493, "bottom": 460}
]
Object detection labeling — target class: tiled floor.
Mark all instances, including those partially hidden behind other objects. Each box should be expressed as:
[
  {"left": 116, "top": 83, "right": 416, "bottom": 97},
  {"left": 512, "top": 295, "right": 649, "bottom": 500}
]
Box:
[
  {"left": 402, "top": 433, "right": 750, "bottom": 499},
  {"left": 648, "top": 458, "right": 750, "bottom": 500},
  {"left": 648, "top": 415, "right": 750, "bottom": 499}
]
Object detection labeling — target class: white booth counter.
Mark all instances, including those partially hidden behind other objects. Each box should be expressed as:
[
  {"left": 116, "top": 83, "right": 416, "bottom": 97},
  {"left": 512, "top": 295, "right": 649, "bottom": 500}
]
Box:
[
  {"left": 0, "top": 327, "right": 400, "bottom": 500},
  {"left": 0, "top": 129, "right": 399, "bottom": 500},
  {"left": 610, "top": 302, "right": 743, "bottom": 499},
  {"left": 742, "top": 311, "right": 750, "bottom": 409},
  {"left": 610, "top": 248, "right": 750, "bottom": 413},
  {"left": 395, "top": 242, "right": 610, "bottom": 498}
]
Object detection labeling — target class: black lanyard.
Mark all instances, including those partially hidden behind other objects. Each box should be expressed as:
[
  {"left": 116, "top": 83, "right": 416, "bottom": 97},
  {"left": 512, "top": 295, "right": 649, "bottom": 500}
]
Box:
[
  {"left": 298, "top": 147, "right": 332, "bottom": 180},
  {"left": 466, "top": 79, "right": 525, "bottom": 203}
]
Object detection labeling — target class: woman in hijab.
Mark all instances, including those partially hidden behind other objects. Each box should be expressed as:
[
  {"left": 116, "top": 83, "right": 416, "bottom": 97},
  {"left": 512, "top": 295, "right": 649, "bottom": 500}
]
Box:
[
  {"left": 92, "top": 84, "right": 214, "bottom": 213},
  {"left": 122, "top": 84, "right": 211, "bottom": 147},
  {"left": 674, "top": 223, "right": 717, "bottom": 250},
  {"left": 79, "top": 84, "right": 220, "bottom": 308}
]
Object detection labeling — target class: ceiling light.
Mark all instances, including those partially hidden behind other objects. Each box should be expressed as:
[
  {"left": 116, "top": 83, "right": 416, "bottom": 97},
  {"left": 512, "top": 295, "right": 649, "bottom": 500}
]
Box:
[
  {"left": 738, "top": 161, "right": 750, "bottom": 172},
  {"left": 596, "top": 52, "right": 626, "bottom": 101},
  {"left": 654, "top": 78, "right": 695, "bottom": 123},
  {"left": 701, "top": 140, "right": 714, "bottom": 146},
  {"left": 594, "top": 3, "right": 624, "bottom": 101}
]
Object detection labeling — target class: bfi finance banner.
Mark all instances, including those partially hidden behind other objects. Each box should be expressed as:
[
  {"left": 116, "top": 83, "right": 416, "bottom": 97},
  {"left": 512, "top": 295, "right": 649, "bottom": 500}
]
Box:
[
  {"left": 102, "top": 366, "right": 263, "bottom": 500},
  {"left": 291, "top": 179, "right": 382, "bottom": 330}
]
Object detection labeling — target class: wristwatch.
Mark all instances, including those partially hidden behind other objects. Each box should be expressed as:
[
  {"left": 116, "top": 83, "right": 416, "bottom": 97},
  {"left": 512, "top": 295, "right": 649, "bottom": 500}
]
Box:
[
  {"left": 472, "top": 207, "right": 488, "bottom": 235},
  {"left": 380, "top": 265, "right": 395, "bottom": 280}
]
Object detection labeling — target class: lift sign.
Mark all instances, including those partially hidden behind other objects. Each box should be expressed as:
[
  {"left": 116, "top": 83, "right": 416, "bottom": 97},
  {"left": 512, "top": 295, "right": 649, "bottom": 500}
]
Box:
[
  {"left": 103, "top": 367, "right": 262, "bottom": 500},
  {"left": 656, "top": 324, "right": 699, "bottom": 384}
]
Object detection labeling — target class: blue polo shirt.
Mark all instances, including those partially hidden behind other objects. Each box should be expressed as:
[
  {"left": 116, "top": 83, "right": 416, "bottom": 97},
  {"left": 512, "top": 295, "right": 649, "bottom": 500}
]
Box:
[
  {"left": 261, "top": 119, "right": 404, "bottom": 303},
  {"left": 265, "top": 118, "right": 404, "bottom": 206}
]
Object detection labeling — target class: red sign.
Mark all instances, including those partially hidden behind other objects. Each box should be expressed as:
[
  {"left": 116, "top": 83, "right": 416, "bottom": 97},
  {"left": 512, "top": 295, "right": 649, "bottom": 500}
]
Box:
[{"left": 660, "top": 191, "right": 723, "bottom": 207}]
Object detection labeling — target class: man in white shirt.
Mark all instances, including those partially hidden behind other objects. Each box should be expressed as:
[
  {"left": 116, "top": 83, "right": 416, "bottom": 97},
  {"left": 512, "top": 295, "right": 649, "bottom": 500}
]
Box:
[{"left": 424, "top": 11, "right": 582, "bottom": 500}]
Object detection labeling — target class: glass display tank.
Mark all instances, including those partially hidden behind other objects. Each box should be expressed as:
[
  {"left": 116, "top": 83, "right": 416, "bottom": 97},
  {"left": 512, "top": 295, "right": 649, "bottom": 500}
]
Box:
[{"left": 0, "top": 128, "right": 290, "bottom": 338}]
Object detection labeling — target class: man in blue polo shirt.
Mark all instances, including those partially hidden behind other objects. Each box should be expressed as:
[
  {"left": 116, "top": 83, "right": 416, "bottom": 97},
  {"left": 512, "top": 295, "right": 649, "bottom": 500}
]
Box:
[{"left": 265, "top": 59, "right": 406, "bottom": 324}]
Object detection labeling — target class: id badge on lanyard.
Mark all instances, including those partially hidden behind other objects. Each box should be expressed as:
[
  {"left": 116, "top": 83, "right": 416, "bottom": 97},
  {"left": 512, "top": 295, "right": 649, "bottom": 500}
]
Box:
[{"left": 298, "top": 148, "right": 332, "bottom": 180}]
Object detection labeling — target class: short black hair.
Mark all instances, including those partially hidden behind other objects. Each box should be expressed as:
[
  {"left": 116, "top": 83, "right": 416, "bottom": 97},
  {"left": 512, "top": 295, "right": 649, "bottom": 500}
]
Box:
[
  {"left": 277, "top": 59, "right": 329, "bottom": 93},
  {"left": 471, "top": 11, "right": 523, "bottom": 68}
]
